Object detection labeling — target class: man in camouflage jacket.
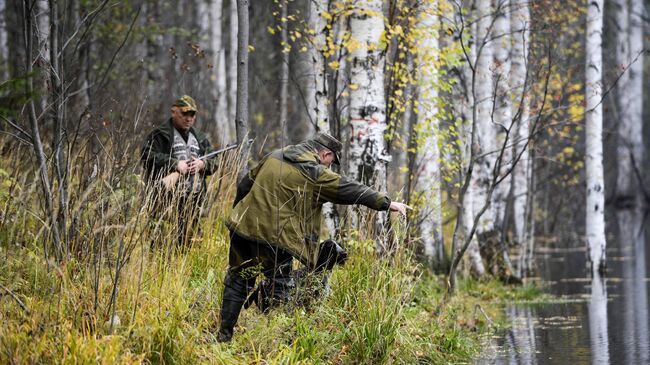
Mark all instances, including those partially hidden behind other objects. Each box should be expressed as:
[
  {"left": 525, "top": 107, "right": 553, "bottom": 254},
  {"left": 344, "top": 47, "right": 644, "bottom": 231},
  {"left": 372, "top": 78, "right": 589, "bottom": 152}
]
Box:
[
  {"left": 217, "top": 132, "right": 410, "bottom": 342},
  {"left": 141, "top": 95, "right": 217, "bottom": 248}
]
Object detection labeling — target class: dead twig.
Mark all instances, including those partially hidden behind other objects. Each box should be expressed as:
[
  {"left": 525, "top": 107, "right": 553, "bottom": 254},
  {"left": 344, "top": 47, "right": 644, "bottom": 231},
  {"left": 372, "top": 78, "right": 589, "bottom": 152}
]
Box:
[{"left": 0, "top": 283, "right": 31, "bottom": 314}]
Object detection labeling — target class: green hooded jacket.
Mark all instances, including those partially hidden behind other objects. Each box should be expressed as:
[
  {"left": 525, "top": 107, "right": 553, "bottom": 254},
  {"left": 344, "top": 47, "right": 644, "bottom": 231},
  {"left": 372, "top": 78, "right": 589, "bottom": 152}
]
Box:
[{"left": 226, "top": 141, "right": 391, "bottom": 268}]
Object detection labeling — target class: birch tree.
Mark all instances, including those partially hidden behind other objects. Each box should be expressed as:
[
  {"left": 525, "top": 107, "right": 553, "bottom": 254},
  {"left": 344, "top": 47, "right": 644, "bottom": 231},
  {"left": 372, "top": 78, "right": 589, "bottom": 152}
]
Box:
[
  {"left": 414, "top": 0, "right": 445, "bottom": 269},
  {"left": 471, "top": 0, "right": 497, "bottom": 241},
  {"left": 235, "top": 0, "right": 251, "bottom": 182},
  {"left": 209, "top": 0, "right": 232, "bottom": 143},
  {"left": 510, "top": 0, "right": 532, "bottom": 276},
  {"left": 613, "top": 0, "right": 644, "bottom": 206},
  {"left": 585, "top": 0, "right": 606, "bottom": 274},
  {"left": 227, "top": 0, "right": 238, "bottom": 128},
  {"left": 306, "top": 0, "right": 338, "bottom": 237},
  {"left": 348, "top": 0, "right": 389, "bottom": 242},
  {"left": 491, "top": 1, "right": 511, "bottom": 235}
]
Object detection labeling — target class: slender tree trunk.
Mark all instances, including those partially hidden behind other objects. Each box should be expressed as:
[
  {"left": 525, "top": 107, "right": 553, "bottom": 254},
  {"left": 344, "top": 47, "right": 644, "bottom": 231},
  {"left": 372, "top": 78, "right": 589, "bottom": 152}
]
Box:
[
  {"left": 511, "top": 0, "right": 531, "bottom": 276},
  {"left": 308, "top": 0, "right": 338, "bottom": 238},
  {"left": 235, "top": 0, "right": 250, "bottom": 182},
  {"left": 348, "top": 0, "right": 389, "bottom": 246},
  {"left": 585, "top": 0, "right": 606, "bottom": 275},
  {"left": 0, "top": 0, "right": 7, "bottom": 81},
  {"left": 209, "top": 0, "right": 231, "bottom": 144},
  {"left": 23, "top": 0, "right": 61, "bottom": 259},
  {"left": 472, "top": 0, "right": 497, "bottom": 240},
  {"left": 227, "top": 0, "right": 238, "bottom": 129},
  {"left": 49, "top": 0, "right": 68, "bottom": 255},
  {"left": 415, "top": 0, "right": 445, "bottom": 271},
  {"left": 492, "top": 1, "right": 511, "bottom": 235},
  {"left": 279, "top": 0, "right": 289, "bottom": 142},
  {"left": 614, "top": 0, "right": 644, "bottom": 206},
  {"left": 309, "top": 0, "right": 329, "bottom": 133},
  {"left": 36, "top": 0, "right": 49, "bottom": 116}
]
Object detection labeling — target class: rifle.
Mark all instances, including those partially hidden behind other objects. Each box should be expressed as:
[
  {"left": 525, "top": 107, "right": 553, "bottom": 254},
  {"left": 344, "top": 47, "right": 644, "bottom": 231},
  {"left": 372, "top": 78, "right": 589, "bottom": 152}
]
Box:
[{"left": 160, "top": 142, "right": 241, "bottom": 190}]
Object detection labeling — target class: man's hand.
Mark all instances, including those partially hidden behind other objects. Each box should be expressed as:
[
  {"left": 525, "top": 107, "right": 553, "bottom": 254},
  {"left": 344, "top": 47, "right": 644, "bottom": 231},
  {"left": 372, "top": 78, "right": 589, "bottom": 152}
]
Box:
[
  {"left": 177, "top": 160, "right": 189, "bottom": 175},
  {"left": 187, "top": 158, "right": 205, "bottom": 174},
  {"left": 389, "top": 201, "right": 412, "bottom": 217}
]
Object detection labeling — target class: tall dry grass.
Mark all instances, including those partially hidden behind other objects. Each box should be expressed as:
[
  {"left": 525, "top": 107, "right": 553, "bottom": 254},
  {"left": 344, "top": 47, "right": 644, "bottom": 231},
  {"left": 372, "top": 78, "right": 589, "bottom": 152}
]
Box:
[{"left": 0, "top": 135, "right": 525, "bottom": 364}]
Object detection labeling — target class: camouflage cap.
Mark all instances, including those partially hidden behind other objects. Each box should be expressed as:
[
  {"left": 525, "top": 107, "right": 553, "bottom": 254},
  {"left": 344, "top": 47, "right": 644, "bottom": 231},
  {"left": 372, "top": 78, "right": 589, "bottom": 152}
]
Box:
[
  {"left": 313, "top": 132, "right": 342, "bottom": 165},
  {"left": 173, "top": 95, "right": 198, "bottom": 113}
]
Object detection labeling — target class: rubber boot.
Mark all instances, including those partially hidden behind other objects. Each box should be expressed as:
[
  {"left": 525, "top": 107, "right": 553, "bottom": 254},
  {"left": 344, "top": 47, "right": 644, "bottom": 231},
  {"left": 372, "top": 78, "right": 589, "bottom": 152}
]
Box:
[{"left": 217, "top": 271, "right": 253, "bottom": 342}]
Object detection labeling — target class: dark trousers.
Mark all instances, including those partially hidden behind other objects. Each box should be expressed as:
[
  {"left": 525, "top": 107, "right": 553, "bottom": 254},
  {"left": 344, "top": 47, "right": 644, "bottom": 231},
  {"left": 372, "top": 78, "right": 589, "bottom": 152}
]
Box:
[{"left": 217, "top": 232, "right": 295, "bottom": 341}]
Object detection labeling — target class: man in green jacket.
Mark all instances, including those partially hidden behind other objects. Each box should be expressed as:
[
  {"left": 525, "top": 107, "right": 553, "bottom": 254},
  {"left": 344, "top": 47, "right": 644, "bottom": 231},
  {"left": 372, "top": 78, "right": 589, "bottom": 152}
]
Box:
[
  {"left": 141, "top": 95, "right": 217, "bottom": 248},
  {"left": 217, "top": 132, "right": 410, "bottom": 342}
]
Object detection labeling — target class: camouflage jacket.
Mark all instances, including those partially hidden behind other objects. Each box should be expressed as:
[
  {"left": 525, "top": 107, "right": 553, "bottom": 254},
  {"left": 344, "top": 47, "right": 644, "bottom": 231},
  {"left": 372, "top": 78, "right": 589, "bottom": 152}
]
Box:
[{"left": 226, "top": 142, "right": 391, "bottom": 268}]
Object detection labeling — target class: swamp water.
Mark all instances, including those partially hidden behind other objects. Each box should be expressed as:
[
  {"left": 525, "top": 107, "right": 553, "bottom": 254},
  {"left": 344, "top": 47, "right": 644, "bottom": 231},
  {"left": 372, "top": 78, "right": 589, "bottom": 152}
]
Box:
[{"left": 477, "top": 210, "right": 650, "bottom": 364}]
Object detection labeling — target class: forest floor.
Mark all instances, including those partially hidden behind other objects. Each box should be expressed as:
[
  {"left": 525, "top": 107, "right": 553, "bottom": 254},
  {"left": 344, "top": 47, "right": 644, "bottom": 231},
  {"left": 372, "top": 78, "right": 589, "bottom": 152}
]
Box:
[
  {"left": 0, "top": 232, "right": 541, "bottom": 364},
  {"left": 0, "top": 148, "right": 541, "bottom": 364}
]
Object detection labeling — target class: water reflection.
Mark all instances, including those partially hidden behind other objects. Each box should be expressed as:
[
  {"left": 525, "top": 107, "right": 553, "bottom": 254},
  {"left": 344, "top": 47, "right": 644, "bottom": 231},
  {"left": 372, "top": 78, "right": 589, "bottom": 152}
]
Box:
[
  {"left": 477, "top": 208, "right": 650, "bottom": 364},
  {"left": 588, "top": 274, "right": 609, "bottom": 364},
  {"left": 617, "top": 208, "right": 649, "bottom": 365}
]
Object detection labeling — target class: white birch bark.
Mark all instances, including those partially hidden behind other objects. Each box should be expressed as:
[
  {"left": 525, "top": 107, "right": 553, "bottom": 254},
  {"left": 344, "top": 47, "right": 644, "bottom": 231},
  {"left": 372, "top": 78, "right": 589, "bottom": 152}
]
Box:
[
  {"left": 348, "top": 0, "right": 389, "bottom": 240},
  {"left": 307, "top": 0, "right": 337, "bottom": 238},
  {"left": 227, "top": 0, "right": 238, "bottom": 128},
  {"left": 0, "top": 0, "right": 7, "bottom": 80},
  {"left": 614, "top": 0, "right": 644, "bottom": 203},
  {"left": 492, "top": 1, "right": 512, "bottom": 233},
  {"left": 511, "top": 0, "right": 532, "bottom": 275},
  {"left": 472, "top": 0, "right": 497, "bottom": 237},
  {"left": 588, "top": 273, "right": 611, "bottom": 364},
  {"left": 461, "top": 14, "right": 486, "bottom": 278},
  {"left": 308, "top": 0, "right": 329, "bottom": 133},
  {"left": 209, "top": 0, "right": 232, "bottom": 143},
  {"left": 415, "top": 0, "right": 444, "bottom": 267},
  {"left": 585, "top": 0, "right": 606, "bottom": 274}
]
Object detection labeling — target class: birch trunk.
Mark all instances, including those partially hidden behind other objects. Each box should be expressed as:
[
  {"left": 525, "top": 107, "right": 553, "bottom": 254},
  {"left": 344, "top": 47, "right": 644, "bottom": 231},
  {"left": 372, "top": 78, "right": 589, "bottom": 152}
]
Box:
[
  {"left": 348, "top": 0, "right": 389, "bottom": 244},
  {"left": 235, "top": 0, "right": 251, "bottom": 183},
  {"left": 511, "top": 0, "right": 531, "bottom": 276},
  {"left": 472, "top": 0, "right": 496, "bottom": 239},
  {"left": 309, "top": 0, "right": 329, "bottom": 133},
  {"left": 307, "top": 0, "right": 338, "bottom": 238},
  {"left": 415, "top": 0, "right": 445, "bottom": 270},
  {"left": 492, "top": 1, "right": 511, "bottom": 234},
  {"left": 585, "top": 0, "right": 606, "bottom": 274},
  {"left": 614, "top": 0, "right": 644, "bottom": 205},
  {"left": 36, "top": 0, "right": 49, "bottom": 115},
  {"left": 227, "top": 0, "right": 238, "bottom": 128},
  {"left": 209, "top": 0, "right": 232, "bottom": 143}
]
